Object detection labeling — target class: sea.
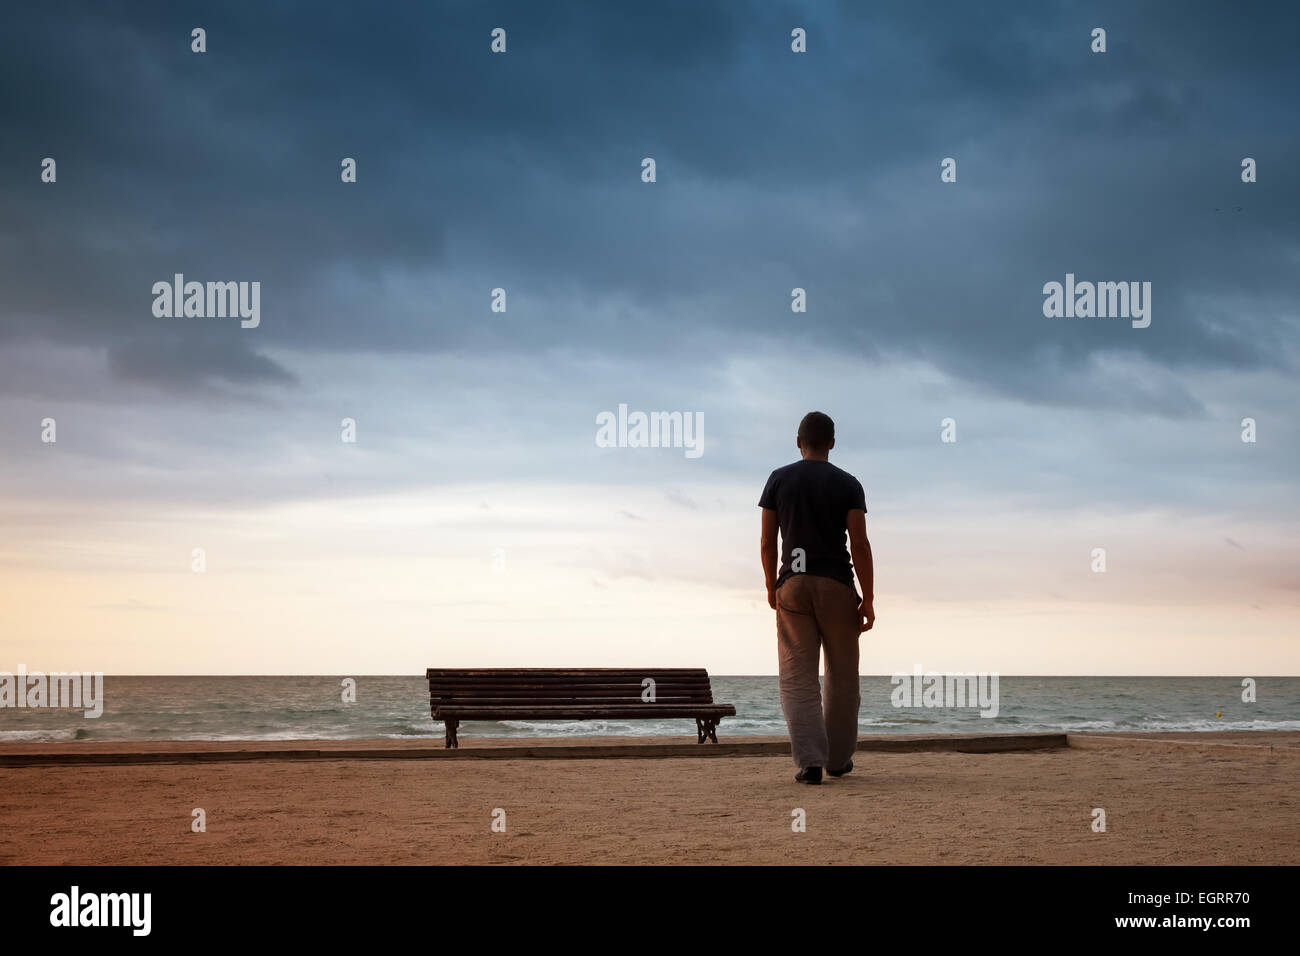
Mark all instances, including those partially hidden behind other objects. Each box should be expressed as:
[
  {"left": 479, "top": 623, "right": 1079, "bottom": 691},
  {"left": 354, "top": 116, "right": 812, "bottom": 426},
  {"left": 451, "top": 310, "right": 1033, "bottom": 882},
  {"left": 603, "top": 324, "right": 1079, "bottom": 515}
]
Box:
[{"left": 1, "top": 676, "right": 1297, "bottom": 744}]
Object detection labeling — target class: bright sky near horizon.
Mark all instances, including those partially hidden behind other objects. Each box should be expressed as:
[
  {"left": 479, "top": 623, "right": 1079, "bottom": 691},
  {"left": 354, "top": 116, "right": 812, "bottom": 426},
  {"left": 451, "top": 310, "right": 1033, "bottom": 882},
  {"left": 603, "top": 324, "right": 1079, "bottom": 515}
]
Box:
[{"left": 1, "top": 2, "right": 1297, "bottom": 675}]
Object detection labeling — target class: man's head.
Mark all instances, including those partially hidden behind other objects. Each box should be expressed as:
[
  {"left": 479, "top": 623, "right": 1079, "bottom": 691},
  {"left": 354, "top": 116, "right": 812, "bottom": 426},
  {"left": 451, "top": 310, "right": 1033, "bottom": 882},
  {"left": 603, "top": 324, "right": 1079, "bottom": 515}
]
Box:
[{"left": 797, "top": 411, "right": 835, "bottom": 459}]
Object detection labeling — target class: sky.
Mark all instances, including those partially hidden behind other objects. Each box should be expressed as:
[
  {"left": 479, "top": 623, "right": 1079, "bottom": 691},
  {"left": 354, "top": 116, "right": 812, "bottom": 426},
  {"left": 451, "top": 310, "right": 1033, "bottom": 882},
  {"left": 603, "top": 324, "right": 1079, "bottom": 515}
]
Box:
[{"left": 0, "top": 0, "right": 1297, "bottom": 675}]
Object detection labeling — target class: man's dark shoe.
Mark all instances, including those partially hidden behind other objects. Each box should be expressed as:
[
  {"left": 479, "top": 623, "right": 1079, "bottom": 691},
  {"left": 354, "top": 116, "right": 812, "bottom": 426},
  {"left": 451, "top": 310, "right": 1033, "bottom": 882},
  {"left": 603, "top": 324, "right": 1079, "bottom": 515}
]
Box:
[
  {"left": 795, "top": 766, "right": 823, "bottom": 785},
  {"left": 828, "top": 760, "right": 854, "bottom": 778}
]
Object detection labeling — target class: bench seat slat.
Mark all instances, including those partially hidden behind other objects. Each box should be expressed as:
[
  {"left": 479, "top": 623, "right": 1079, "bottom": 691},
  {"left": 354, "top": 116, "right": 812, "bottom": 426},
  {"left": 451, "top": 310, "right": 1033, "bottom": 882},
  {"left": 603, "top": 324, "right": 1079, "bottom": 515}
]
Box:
[
  {"left": 430, "top": 696, "right": 713, "bottom": 704},
  {"left": 432, "top": 696, "right": 714, "bottom": 704},
  {"left": 426, "top": 678, "right": 710, "bottom": 686},
  {"left": 431, "top": 696, "right": 711, "bottom": 705},
  {"left": 428, "top": 671, "right": 707, "bottom": 676},
  {"left": 426, "top": 681, "right": 712, "bottom": 686},
  {"left": 433, "top": 704, "right": 737, "bottom": 719}
]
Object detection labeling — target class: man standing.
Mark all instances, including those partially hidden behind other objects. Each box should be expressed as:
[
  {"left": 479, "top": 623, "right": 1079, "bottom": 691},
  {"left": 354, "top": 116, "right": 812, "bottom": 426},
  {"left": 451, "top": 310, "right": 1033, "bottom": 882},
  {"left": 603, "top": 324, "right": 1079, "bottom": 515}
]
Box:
[{"left": 759, "top": 411, "right": 874, "bottom": 785}]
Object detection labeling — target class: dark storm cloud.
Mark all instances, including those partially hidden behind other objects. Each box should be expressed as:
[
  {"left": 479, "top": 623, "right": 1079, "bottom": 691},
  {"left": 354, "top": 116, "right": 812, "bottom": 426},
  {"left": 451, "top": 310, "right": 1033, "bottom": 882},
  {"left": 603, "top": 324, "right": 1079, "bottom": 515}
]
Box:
[
  {"left": 106, "top": 332, "right": 297, "bottom": 388},
  {"left": 1, "top": 0, "right": 1296, "bottom": 406}
]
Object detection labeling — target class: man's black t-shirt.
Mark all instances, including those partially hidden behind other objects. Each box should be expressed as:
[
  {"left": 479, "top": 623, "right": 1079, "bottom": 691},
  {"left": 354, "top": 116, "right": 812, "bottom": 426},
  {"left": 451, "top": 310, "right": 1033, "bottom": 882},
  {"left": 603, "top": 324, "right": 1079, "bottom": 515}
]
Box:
[{"left": 758, "top": 459, "right": 867, "bottom": 593}]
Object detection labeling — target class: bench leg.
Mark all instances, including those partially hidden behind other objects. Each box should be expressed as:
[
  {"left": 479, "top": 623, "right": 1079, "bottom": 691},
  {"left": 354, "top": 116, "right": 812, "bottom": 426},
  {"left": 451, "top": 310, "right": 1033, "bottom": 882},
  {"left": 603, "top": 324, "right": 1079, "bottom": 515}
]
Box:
[
  {"left": 696, "top": 718, "right": 719, "bottom": 744},
  {"left": 445, "top": 719, "right": 459, "bottom": 749}
]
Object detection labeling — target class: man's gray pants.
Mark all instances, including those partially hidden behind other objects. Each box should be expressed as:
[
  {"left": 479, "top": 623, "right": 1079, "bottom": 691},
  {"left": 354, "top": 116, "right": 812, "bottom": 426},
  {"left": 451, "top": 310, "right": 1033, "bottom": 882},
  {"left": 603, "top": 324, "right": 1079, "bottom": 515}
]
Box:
[{"left": 775, "top": 574, "right": 861, "bottom": 770}]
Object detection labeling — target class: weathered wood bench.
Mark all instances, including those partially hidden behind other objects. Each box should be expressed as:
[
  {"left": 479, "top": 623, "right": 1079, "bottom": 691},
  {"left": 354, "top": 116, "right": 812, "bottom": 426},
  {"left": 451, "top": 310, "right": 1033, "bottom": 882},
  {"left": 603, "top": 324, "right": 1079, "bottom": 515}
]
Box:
[{"left": 426, "top": 667, "right": 737, "bottom": 748}]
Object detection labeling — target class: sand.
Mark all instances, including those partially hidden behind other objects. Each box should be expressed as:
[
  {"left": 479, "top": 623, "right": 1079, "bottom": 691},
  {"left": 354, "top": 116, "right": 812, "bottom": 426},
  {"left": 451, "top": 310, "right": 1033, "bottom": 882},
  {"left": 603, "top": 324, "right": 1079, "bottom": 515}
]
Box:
[{"left": 1, "top": 732, "right": 1296, "bottom": 865}]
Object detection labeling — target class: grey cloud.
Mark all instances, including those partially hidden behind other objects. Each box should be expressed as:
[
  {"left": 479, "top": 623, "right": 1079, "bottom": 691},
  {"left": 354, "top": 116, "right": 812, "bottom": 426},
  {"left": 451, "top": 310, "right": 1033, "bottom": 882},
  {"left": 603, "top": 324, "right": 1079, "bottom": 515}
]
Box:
[
  {"left": 0, "top": 0, "right": 1296, "bottom": 412},
  {"left": 107, "top": 334, "right": 297, "bottom": 390},
  {"left": 665, "top": 488, "right": 698, "bottom": 509}
]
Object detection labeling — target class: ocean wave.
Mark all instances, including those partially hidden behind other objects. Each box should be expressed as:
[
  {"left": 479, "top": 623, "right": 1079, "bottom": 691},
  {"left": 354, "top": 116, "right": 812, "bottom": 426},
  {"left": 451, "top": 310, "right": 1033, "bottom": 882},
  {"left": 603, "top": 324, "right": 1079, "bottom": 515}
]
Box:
[
  {"left": 0, "top": 729, "right": 79, "bottom": 743},
  {"left": 1010, "top": 718, "right": 1300, "bottom": 734},
  {"left": 490, "top": 718, "right": 762, "bottom": 737},
  {"left": 1119, "top": 718, "right": 1300, "bottom": 733}
]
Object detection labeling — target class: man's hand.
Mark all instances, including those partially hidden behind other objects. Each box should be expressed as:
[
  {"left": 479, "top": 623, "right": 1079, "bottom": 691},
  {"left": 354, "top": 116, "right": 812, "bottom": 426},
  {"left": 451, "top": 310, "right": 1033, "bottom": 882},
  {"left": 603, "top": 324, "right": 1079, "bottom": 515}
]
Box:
[
  {"left": 860, "top": 598, "right": 875, "bottom": 633},
  {"left": 767, "top": 585, "right": 778, "bottom": 610}
]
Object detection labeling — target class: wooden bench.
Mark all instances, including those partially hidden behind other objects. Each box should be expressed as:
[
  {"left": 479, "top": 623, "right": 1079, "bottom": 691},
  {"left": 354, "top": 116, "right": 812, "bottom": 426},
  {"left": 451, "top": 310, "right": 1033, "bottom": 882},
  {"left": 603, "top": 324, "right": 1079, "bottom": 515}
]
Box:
[{"left": 426, "top": 667, "right": 737, "bottom": 748}]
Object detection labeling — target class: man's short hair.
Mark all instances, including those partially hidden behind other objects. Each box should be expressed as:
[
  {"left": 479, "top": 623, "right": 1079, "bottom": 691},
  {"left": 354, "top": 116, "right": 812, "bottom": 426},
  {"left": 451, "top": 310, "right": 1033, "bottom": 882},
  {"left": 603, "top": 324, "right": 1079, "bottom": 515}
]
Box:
[{"left": 798, "top": 411, "right": 835, "bottom": 451}]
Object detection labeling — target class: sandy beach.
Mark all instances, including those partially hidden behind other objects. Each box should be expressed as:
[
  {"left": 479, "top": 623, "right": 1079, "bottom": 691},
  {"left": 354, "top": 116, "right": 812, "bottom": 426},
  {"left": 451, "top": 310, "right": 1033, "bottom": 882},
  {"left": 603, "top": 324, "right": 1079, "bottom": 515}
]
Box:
[{"left": 1, "top": 731, "right": 1296, "bottom": 865}]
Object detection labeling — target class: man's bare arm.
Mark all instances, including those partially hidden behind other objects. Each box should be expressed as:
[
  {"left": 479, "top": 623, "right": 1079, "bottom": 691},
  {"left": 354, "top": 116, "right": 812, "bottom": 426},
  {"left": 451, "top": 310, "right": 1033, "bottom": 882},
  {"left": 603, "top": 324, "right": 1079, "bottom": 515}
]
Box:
[
  {"left": 761, "top": 507, "right": 779, "bottom": 610},
  {"left": 846, "top": 508, "right": 875, "bottom": 631}
]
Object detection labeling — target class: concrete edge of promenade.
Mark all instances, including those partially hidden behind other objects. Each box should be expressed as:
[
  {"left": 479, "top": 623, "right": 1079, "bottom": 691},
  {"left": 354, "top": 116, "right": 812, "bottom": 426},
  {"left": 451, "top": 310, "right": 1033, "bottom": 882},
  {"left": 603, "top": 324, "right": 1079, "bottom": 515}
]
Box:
[{"left": 1, "top": 730, "right": 1294, "bottom": 766}]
